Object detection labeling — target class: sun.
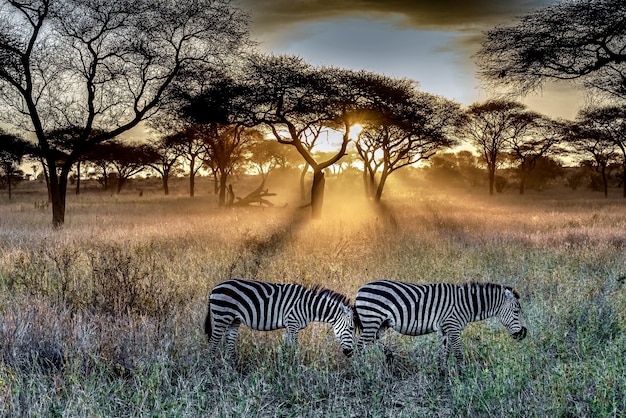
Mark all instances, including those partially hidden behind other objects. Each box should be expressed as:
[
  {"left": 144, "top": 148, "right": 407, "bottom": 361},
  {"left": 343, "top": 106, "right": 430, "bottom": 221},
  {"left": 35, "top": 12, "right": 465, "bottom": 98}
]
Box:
[{"left": 349, "top": 123, "right": 363, "bottom": 139}]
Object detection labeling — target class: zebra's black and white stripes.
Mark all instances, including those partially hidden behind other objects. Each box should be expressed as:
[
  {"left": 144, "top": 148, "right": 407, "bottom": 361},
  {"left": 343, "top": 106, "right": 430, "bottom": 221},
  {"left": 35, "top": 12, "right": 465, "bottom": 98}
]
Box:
[
  {"left": 205, "top": 279, "right": 357, "bottom": 359},
  {"left": 355, "top": 280, "right": 527, "bottom": 373}
]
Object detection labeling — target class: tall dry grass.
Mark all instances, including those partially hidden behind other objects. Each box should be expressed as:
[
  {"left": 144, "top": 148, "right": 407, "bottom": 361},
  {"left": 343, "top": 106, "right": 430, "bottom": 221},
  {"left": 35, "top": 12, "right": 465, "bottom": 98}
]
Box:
[{"left": 0, "top": 176, "right": 625, "bottom": 417}]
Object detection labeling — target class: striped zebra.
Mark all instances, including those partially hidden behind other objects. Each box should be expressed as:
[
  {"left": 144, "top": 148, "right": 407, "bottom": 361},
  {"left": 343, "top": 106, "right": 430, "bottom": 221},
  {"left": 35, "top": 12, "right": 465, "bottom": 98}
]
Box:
[
  {"left": 355, "top": 280, "right": 527, "bottom": 374},
  {"left": 205, "top": 279, "right": 357, "bottom": 359}
]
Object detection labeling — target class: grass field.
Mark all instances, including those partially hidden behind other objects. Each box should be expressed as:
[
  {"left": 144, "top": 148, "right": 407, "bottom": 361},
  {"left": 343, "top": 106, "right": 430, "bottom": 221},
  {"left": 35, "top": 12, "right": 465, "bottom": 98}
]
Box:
[{"left": 0, "top": 176, "right": 625, "bottom": 417}]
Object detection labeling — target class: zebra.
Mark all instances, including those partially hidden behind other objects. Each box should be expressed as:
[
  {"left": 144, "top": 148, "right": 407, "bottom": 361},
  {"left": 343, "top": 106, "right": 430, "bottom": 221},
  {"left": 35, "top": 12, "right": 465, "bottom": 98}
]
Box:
[
  {"left": 355, "top": 280, "right": 527, "bottom": 374},
  {"left": 205, "top": 279, "right": 358, "bottom": 360}
]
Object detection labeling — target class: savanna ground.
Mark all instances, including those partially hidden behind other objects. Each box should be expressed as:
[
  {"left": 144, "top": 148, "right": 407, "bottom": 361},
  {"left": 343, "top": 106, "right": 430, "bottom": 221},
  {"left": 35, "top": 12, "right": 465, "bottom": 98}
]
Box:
[{"left": 0, "top": 173, "right": 625, "bottom": 417}]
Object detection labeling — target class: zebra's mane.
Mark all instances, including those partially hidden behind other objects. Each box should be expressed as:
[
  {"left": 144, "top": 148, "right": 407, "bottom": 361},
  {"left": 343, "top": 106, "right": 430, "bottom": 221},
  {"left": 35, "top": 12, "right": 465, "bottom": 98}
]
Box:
[
  {"left": 307, "top": 284, "right": 352, "bottom": 306},
  {"left": 464, "top": 282, "right": 520, "bottom": 299}
]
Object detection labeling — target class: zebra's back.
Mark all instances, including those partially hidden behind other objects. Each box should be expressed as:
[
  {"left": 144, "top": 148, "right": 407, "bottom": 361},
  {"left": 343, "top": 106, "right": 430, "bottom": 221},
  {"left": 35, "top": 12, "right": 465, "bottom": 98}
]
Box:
[
  {"left": 209, "top": 279, "right": 304, "bottom": 331},
  {"left": 355, "top": 280, "right": 458, "bottom": 336}
]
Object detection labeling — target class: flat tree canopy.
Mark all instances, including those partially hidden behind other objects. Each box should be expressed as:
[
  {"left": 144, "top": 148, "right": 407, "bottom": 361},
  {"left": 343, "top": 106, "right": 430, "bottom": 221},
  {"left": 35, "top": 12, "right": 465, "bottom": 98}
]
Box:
[{"left": 476, "top": 0, "right": 626, "bottom": 100}]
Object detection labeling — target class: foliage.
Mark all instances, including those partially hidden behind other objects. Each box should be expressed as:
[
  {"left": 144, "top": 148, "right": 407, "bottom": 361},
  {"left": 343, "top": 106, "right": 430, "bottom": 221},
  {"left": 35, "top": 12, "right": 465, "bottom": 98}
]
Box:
[{"left": 477, "top": 0, "right": 626, "bottom": 101}]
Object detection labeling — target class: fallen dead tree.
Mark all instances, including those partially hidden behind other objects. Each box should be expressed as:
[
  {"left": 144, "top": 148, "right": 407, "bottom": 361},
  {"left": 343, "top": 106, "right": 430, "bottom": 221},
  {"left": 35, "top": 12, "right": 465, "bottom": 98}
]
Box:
[{"left": 228, "top": 182, "right": 278, "bottom": 207}]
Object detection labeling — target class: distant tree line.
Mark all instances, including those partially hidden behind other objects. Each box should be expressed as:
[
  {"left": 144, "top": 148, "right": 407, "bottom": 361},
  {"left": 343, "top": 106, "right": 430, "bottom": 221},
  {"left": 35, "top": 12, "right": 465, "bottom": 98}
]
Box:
[{"left": 2, "top": 0, "right": 626, "bottom": 225}]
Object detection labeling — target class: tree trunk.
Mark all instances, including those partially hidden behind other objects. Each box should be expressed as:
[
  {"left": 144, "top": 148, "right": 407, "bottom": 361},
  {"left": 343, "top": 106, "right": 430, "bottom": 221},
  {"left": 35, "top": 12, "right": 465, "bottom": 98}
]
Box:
[
  {"left": 519, "top": 170, "right": 527, "bottom": 195},
  {"left": 47, "top": 158, "right": 68, "bottom": 228},
  {"left": 311, "top": 169, "right": 325, "bottom": 219},
  {"left": 601, "top": 165, "right": 608, "bottom": 198},
  {"left": 300, "top": 163, "right": 309, "bottom": 202},
  {"left": 75, "top": 160, "right": 81, "bottom": 195},
  {"left": 374, "top": 171, "right": 389, "bottom": 203},
  {"left": 189, "top": 160, "right": 195, "bottom": 197},
  {"left": 162, "top": 172, "right": 169, "bottom": 195},
  {"left": 116, "top": 177, "right": 125, "bottom": 194},
  {"left": 622, "top": 162, "right": 626, "bottom": 198},
  {"left": 40, "top": 158, "right": 52, "bottom": 202},
  {"left": 7, "top": 171, "right": 12, "bottom": 199},
  {"left": 488, "top": 164, "right": 496, "bottom": 195},
  {"left": 218, "top": 171, "right": 228, "bottom": 206}
]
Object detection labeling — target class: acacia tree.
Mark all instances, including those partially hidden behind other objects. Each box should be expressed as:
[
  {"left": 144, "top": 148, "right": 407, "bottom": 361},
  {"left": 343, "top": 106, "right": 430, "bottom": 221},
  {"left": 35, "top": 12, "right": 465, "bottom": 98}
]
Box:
[
  {"left": 572, "top": 107, "right": 624, "bottom": 197},
  {"left": 0, "top": 0, "right": 248, "bottom": 226},
  {"left": 177, "top": 74, "right": 260, "bottom": 205},
  {"left": 476, "top": 0, "right": 626, "bottom": 101},
  {"left": 353, "top": 73, "right": 463, "bottom": 202},
  {"left": 246, "top": 137, "right": 292, "bottom": 181},
  {"left": 165, "top": 128, "right": 208, "bottom": 197},
  {"left": 145, "top": 138, "right": 182, "bottom": 195},
  {"left": 464, "top": 100, "right": 537, "bottom": 195},
  {"left": 508, "top": 117, "right": 566, "bottom": 194},
  {"left": 573, "top": 106, "right": 626, "bottom": 196},
  {"left": 86, "top": 141, "right": 156, "bottom": 193},
  {"left": 0, "top": 131, "right": 32, "bottom": 199},
  {"left": 246, "top": 55, "right": 357, "bottom": 218}
]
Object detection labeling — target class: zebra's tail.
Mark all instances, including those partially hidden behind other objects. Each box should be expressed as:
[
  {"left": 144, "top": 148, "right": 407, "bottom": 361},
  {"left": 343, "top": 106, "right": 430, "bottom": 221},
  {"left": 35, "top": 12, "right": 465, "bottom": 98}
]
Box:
[{"left": 204, "top": 300, "right": 212, "bottom": 340}]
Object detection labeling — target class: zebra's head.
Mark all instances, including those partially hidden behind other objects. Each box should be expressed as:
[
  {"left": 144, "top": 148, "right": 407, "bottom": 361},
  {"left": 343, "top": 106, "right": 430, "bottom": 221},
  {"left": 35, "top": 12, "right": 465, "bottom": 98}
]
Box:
[
  {"left": 332, "top": 304, "right": 358, "bottom": 357},
  {"left": 499, "top": 288, "right": 527, "bottom": 341}
]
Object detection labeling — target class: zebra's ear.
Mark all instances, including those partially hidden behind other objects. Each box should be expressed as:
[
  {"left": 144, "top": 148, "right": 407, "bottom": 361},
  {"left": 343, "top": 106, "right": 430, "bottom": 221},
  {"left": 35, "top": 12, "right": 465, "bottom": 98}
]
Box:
[{"left": 505, "top": 288, "right": 520, "bottom": 300}]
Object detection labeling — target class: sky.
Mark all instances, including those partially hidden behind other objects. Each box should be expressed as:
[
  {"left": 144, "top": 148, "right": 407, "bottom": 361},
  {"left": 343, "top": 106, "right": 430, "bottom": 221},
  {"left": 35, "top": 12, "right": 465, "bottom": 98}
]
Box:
[{"left": 240, "top": 0, "right": 586, "bottom": 120}]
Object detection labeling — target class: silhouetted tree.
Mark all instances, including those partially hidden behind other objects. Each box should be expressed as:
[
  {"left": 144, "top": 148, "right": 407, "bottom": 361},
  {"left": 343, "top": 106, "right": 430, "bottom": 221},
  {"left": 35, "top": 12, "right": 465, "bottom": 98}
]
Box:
[
  {"left": 571, "top": 108, "right": 623, "bottom": 197},
  {"left": 145, "top": 139, "right": 183, "bottom": 195},
  {"left": 353, "top": 73, "right": 463, "bottom": 202},
  {"left": 0, "top": 131, "right": 32, "bottom": 198},
  {"left": 476, "top": 0, "right": 626, "bottom": 101},
  {"left": 464, "top": 100, "right": 537, "bottom": 195},
  {"left": 296, "top": 126, "right": 323, "bottom": 202},
  {"left": 84, "top": 143, "right": 114, "bottom": 191},
  {"left": 200, "top": 125, "right": 260, "bottom": 205},
  {"left": 572, "top": 106, "right": 626, "bottom": 197},
  {"left": 508, "top": 117, "right": 567, "bottom": 194},
  {"left": 177, "top": 73, "right": 260, "bottom": 205},
  {"left": 162, "top": 128, "right": 209, "bottom": 197},
  {"left": 246, "top": 137, "right": 292, "bottom": 181},
  {"left": 106, "top": 142, "right": 159, "bottom": 194},
  {"left": 523, "top": 156, "right": 565, "bottom": 191},
  {"left": 0, "top": 0, "right": 249, "bottom": 226},
  {"left": 247, "top": 55, "right": 356, "bottom": 218}
]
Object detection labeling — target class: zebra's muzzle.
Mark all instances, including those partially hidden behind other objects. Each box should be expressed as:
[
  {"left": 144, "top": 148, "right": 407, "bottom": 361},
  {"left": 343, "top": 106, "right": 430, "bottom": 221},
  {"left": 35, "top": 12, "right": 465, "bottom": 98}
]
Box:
[
  {"left": 512, "top": 327, "right": 527, "bottom": 341},
  {"left": 343, "top": 348, "right": 354, "bottom": 357}
]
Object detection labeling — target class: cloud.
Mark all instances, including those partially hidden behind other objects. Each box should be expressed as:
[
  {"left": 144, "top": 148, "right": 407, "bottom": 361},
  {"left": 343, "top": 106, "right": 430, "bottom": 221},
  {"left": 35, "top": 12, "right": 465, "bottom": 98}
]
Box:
[{"left": 240, "top": 0, "right": 557, "bottom": 35}]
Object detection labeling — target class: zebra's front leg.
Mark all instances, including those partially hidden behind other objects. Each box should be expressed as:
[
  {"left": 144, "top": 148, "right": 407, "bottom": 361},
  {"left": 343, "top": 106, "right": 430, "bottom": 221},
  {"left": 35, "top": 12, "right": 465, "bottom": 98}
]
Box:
[
  {"left": 281, "top": 323, "right": 301, "bottom": 360},
  {"left": 439, "top": 330, "right": 463, "bottom": 375},
  {"left": 448, "top": 330, "right": 464, "bottom": 374}
]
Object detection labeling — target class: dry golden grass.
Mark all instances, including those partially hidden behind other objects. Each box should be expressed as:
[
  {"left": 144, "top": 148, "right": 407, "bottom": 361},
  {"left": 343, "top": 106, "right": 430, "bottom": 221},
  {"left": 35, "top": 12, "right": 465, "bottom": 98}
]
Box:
[{"left": 1, "top": 175, "right": 625, "bottom": 416}]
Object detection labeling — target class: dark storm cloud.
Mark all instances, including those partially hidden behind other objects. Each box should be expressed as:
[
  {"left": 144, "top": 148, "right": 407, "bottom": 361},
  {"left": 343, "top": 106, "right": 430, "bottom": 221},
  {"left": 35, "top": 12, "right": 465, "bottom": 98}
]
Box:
[{"left": 240, "top": 0, "right": 557, "bottom": 34}]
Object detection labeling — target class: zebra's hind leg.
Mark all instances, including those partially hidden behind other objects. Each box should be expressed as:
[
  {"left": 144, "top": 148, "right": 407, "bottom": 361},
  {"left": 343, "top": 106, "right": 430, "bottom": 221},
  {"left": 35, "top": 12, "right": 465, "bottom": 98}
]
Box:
[
  {"left": 448, "top": 330, "right": 464, "bottom": 374},
  {"left": 207, "top": 319, "right": 230, "bottom": 362},
  {"left": 224, "top": 321, "right": 241, "bottom": 364},
  {"left": 377, "top": 327, "right": 395, "bottom": 363}
]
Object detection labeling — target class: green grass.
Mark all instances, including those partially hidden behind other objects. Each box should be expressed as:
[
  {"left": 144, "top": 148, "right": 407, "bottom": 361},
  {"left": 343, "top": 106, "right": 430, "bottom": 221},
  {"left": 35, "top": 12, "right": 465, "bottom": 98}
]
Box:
[{"left": 1, "top": 177, "right": 625, "bottom": 417}]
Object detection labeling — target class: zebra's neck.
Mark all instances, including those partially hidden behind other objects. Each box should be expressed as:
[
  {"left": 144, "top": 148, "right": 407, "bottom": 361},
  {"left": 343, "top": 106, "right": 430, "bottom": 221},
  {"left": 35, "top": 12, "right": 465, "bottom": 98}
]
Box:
[
  {"left": 464, "top": 283, "right": 505, "bottom": 322},
  {"left": 308, "top": 288, "right": 347, "bottom": 324}
]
